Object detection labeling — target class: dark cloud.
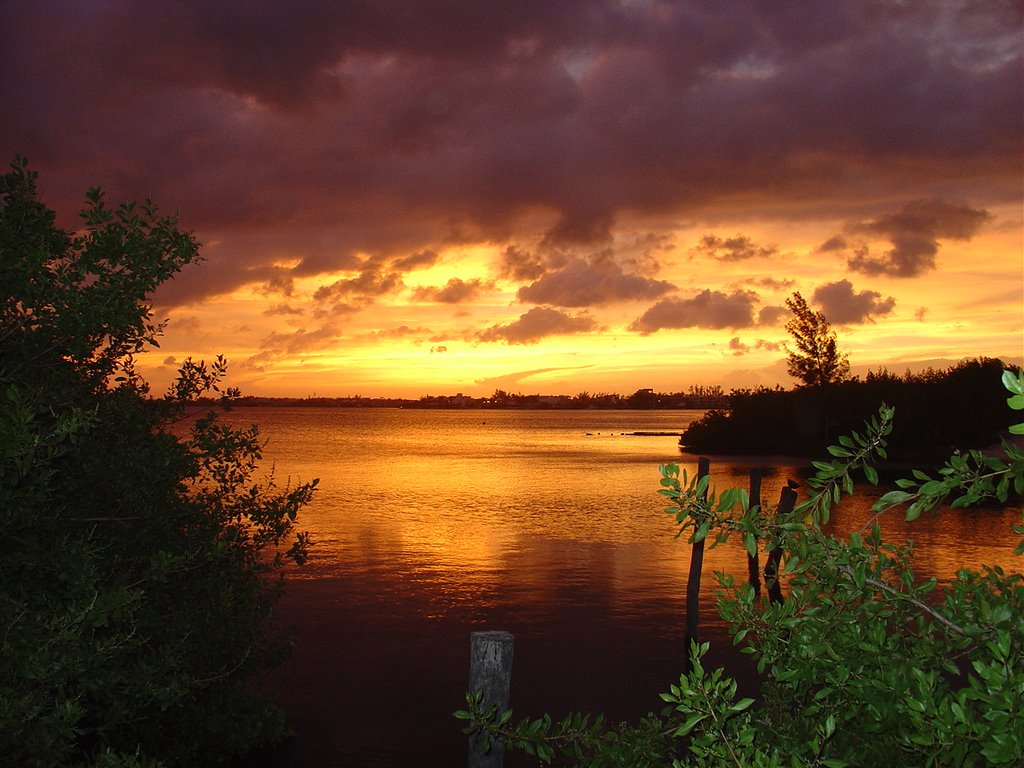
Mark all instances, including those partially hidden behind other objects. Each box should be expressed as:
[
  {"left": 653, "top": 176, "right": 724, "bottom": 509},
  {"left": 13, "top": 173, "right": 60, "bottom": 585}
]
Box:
[
  {"left": 411, "top": 277, "right": 493, "bottom": 303},
  {"left": 263, "top": 303, "right": 304, "bottom": 316},
  {"left": 728, "top": 337, "right": 749, "bottom": 356},
  {"left": 745, "top": 277, "right": 796, "bottom": 292},
  {"left": 393, "top": 249, "right": 440, "bottom": 271},
  {"left": 540, "top": 210, "right": 615, "bottom": 248},
  {"left": 359, "top": 325, "right": 431, "bottom": 341},
  {"left": 694, "top": 234, "right": 777, "bottom": 261},
  {"left": 253, "top": 271, "right": 296, "bottom": 297},
  {"left": 846, "top": 199, "right": 993, "bottom": 277},
  {"left": 629, "top": 289, "right": 758, "bottom": 334},
  {"left": 812, "top": 280, "right": 896, "bottom": 324},
  {"left": 725, "top": 336, "right": 783, "bottom": 356},
  {"left": 816, "top": 235, "right": 847, "bottom": 253},
  {"left": 757, "top": 305, "right": 788, "bottom": 326},
  {"left": 2, "top": 1, "right": 1019, "bottom": 306},
  {"left": 312, "top": 268, "right": 402, "bottom": 304},
  {"left": 498, "top": 245, "right": 567, "bottom": 282},
  {"left": 517, "top": 256, "right": 675, "bottom": 307},
  {"left": 260, "top": 324, "right": 342, "bottom": 355},
  {"left": 477, "top": 306, "right": 597, "bottom": 345}
]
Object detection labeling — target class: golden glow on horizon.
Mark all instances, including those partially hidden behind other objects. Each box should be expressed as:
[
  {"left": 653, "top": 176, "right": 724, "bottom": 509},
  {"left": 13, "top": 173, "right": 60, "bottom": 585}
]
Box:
[{"left": 142, "top": 205, "right": 1023, "bottom": 399}]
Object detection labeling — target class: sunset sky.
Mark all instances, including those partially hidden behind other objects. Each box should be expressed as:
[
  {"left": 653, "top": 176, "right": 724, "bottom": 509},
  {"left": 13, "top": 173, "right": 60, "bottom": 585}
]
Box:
[{"left": 2, "top": 1, "right": 1021, "bottom": 398}]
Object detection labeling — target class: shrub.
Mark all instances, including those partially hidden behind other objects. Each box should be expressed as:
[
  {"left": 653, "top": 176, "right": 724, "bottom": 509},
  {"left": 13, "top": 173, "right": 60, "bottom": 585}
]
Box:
[{"left": 0, "top": 158, "right": 316, "bottom": 767}]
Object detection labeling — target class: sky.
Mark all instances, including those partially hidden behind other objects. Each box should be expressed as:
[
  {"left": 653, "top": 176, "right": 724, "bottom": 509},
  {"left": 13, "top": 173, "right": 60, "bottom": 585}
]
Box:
[{"left": 2, "top": 0, "right": 1022, "bottom": 398}]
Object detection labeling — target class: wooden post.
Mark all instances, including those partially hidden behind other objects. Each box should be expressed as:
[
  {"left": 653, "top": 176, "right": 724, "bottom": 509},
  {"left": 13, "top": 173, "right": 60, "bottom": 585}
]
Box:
[
  {"left": 747, "top": 468, "right": 763, "bottom": 600},
  {"left": 468, "top": 631, "right": 514, "bottom": 768},
  {"left": 764, "top": 481, "right": 798, "bottom": 605},
  {"left": 683, "top": 457, "right": 711, "bottom": 674}
]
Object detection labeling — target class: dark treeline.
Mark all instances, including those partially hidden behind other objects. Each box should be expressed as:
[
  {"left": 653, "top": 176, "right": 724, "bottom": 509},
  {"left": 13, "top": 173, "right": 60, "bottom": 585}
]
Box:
[
  {"left": 681, "top": 357, "right": 1018, "bottom": 460},
  {"left": 210, "top": 384, "right": 730, "bottom": 410}
]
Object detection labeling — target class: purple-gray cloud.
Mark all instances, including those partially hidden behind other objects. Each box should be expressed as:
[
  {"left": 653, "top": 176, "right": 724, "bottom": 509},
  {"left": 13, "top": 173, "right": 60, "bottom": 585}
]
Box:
[
  {"left": 516, "top": 256, "right": 675, "bottom": 307},
  {"left": 411, "top": 277, "right": 492, "bottom": 304},
  {"left": 313, "top": 268, "right": 402, "bottom": 303},
  {"left": 812, "top": 280, "right": 896, "bottom": 324},
  {"left": 694, "top": 234, "right": 777, "bottom": 261},
  {"left": 629, "top": 289, "right": 759, "bottom": 334},
  {"left": 757, "top": 305, "right": 788, "bottom": 326},
  {"left": 477, "top": 306, "right": 598, "bottom": 344},
  {"left": 393, "top": 249, "right": 441, "bottom": 271},
  {"left": 728, "top": 337, "right": 749, "bottom": 356},
  {"left": 264, "top": 303, "right": 304, "bottom": 316},
  {"left": 498, "top": 245, "right": 569, "bottom": 282},
  {"left": 260, "top": 324, "right": 342, "bottom": 355},
  {"left": 1, "top": 1, "right": 1019, "bottom": 306},
  {"left": 845, "top": 199, "right": 993, "bottom": 277}
]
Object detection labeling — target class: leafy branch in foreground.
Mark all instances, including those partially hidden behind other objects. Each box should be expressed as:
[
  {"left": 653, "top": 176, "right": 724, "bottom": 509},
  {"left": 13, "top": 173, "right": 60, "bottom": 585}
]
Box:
[
  {"left": 458, "top": 642, "right": 780, "bottom": 768},
  {"left": 457, "top": 369, "right": 1023, "bottom": 766},
  {"left": 872, "top": 369, "right": 1024, "bottom": 546}
]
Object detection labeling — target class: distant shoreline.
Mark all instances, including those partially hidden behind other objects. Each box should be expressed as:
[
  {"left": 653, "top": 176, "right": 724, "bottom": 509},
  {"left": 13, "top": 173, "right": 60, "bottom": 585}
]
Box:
[{"left": 184, "top": 391, "right": 730, "bottom": 410}]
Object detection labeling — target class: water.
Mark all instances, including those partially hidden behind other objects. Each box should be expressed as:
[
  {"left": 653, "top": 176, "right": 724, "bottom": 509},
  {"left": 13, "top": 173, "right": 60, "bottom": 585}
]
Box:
[{"left": 205, "top": 407, "right": 1020, "bottom": 766}]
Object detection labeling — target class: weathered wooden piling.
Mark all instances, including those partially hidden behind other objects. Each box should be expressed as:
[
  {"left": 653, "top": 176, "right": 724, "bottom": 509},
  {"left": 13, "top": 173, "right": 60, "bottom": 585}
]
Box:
[
  {"left": 747, "top": 468, "right": 763, "bottom": 600},
  {"left": 765, "top": 481, "right": 798, "bottom": 605},
  {"left": 468, "top": 630, "right": 514, "bottom": 768},
  {"left": 683, "top": 456, "right": 711, "bottom": 674}
]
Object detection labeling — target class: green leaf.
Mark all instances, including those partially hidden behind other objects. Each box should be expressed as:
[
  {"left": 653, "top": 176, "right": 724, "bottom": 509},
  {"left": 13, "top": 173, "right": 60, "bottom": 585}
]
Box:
[
  {"left": 1003, "top": 369, "right": 1024, "bottom": 397},
  {"left": 744, "top": 532, "right": 757, "bottom": 558},
  {"left": 674, "top": 713, "right": 708, "bottom": 736},
  {"left": 693, "top": 522, "right": 710, "bottom": 543},
  {"left": 730, "top": 697, "right": 755, "bottom": 712},
  {"left": 905, "top": 500, "right": 925, "bottom": 522},
  {"left": 863, "top": 464, "right": 878, "bottom": 486},
  {"left": 873, "top": 490, "right": 913, "bottom": 509}
]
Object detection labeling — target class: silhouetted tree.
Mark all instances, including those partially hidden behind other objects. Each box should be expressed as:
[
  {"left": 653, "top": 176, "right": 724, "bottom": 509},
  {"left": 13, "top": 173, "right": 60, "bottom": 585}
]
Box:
[{"left": 784, "top": 292, "right": 850, "bottom": 388}]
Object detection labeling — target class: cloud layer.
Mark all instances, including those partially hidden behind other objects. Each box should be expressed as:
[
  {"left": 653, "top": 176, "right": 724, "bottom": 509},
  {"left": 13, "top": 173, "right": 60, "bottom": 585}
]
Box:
[
  {"left": 1, "top": 1, "right": 1019, "bottom": 394},
  {"left": 2, "top": 1, "right": 1018, "bottom": 309}
]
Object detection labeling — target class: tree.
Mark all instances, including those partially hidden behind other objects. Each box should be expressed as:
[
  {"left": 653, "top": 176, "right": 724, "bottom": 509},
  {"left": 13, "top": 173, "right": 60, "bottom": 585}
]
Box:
[
  {"left": 0, "top": 158, "right": 316, "bottom": 767},
  {"left": 784, "top": 292, "right": 850, "bottom": 388}
]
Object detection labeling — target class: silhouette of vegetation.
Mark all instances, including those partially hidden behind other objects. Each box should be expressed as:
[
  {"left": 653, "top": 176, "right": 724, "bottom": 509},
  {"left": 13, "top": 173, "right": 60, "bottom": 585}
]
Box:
[
  {"left": 682, "top": 358, "right": 1015, "bottom": 461},
  {"left": 460, "top": 371, "right": 1024, "bottom": 766},
  {"left": 784, "top": 292, "right": 850, "bottom": 388},
  {"left": 0, "top": 158, "right": 315, "bottom": 767},
  {"left": 201, "top": 385, "right": 729, "bottom": 410}
]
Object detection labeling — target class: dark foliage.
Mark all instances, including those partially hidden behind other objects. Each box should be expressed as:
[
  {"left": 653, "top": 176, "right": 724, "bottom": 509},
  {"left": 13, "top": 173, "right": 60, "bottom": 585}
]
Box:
[
  {"left": 0, "top": 158, "right": 315, "bottom": 767},
  {"left": 681, "top": 358, "right": 1015, "bottom": 460}
]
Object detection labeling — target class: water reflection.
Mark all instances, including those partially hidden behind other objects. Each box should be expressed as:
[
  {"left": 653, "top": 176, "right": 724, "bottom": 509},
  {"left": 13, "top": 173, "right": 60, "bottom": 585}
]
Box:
[{"left": 204, "top": 407, "right": 1019, "bottom": 767}]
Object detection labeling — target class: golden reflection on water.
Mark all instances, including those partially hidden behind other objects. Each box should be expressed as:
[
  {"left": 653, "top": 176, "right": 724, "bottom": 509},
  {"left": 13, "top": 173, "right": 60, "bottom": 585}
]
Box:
[
  {"left": 211, "top": 406, "right": 1020, "bottom": 615},
  {"left": 216, "top": 407, "right": 1019, "bottom": 766}
]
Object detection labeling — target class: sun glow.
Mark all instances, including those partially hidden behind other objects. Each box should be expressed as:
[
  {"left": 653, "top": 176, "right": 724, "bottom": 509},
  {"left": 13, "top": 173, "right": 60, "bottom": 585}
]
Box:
[{"left": 139, "top": 202, "right": 1023, "bottom": 400}]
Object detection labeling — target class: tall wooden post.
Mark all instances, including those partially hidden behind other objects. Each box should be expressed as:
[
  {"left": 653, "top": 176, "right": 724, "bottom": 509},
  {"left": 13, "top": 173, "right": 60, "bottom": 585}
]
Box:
[
  {"left": 468, "top": 631, "right": 514, "bottom": 768},
  {"left": 747, "top": 468, "right": 763, "bottom": 600},
  {"left": 683, "top": 457, "right": 711, "bottom": 674},
  {"left": 765, "top": 482, "right": 798, "bottom": 605}
]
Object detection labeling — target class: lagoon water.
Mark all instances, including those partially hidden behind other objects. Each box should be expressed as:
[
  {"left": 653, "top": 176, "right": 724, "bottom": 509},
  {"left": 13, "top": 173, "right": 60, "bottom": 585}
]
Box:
[{"left": 214, "top": 407, "right": 1020, "bottom": 767}]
